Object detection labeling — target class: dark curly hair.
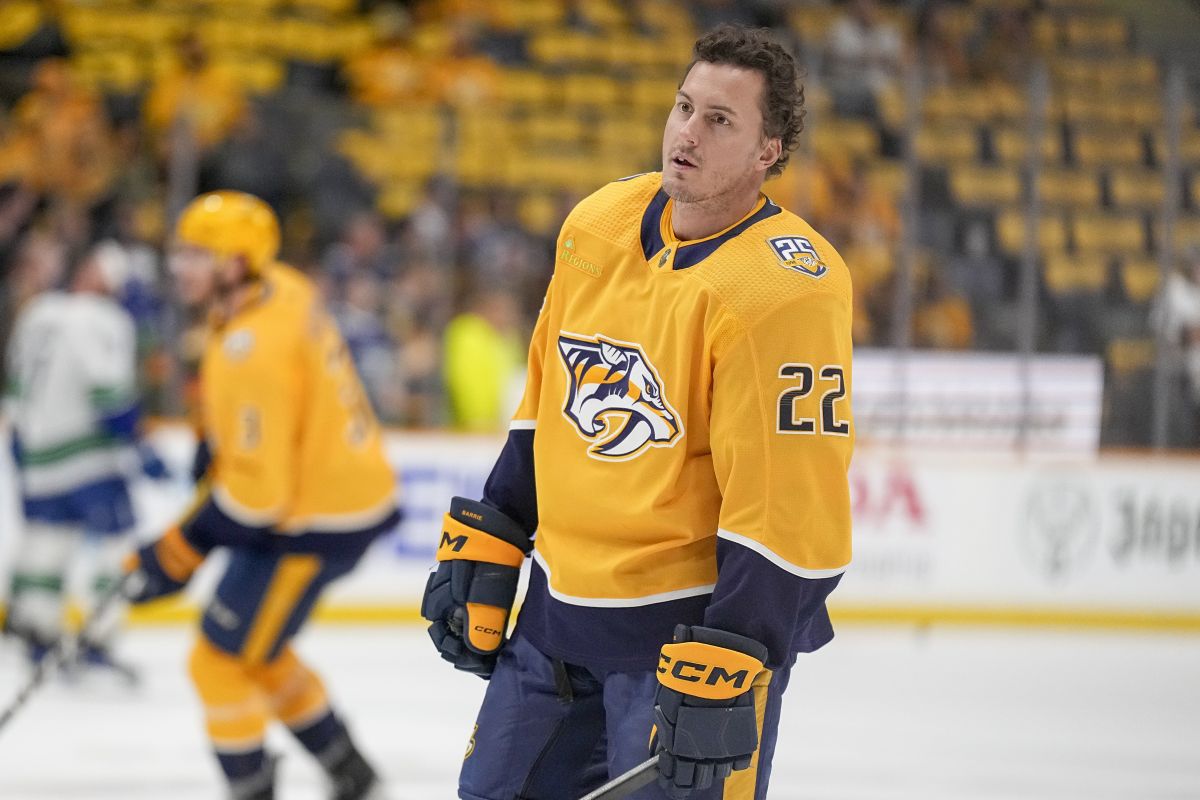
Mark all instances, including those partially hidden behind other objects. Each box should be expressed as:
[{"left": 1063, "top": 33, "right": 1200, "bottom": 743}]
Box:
[{"left": 684, "top": 24, "right": 805, "bottom": 178}]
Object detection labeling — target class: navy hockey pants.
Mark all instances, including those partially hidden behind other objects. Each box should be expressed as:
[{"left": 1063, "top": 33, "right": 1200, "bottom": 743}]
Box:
[{"left": 459, "top": 632, "right": 793, "bottom": 800}]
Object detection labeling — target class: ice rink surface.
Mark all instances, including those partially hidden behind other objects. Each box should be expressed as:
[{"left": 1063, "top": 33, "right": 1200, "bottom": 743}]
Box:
[{"left": 0, "top": 624, "right": 1197, "bottom": 800}]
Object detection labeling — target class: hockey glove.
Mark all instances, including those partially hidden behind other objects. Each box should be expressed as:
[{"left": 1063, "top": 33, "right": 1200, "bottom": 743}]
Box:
[
  {"left": 122, "top": 526, "right": 206, "bottom": 603},
  {"left": 651, "top": 625, "right": 768, "bottom": 798},
  {"left": 420, "top": 497, "right": 531, "bottom": 679}
]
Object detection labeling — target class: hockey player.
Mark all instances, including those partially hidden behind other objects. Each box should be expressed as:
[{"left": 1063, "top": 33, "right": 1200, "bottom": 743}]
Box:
[
  {"left": 422, "top": 25, "right": 853, "bottom": 799},
  {"left": 4, "top": 239, "right": 160, "bottom": 678},
  {"left": 124, "top": 191, "right": 400, "bottom": 800}
]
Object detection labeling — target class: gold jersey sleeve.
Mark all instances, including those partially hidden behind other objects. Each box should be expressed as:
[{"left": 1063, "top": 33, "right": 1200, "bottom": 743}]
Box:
[
  {"left": 202, "top": 264, "right": 397, "bottom": 533},
  {"left": 707, "top": 264, "right": 854, "bottom": 575}
]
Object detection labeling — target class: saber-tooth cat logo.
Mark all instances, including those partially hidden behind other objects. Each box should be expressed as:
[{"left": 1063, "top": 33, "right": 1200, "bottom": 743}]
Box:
[{"left": 557, "top": 333, "right": 682, "bottom": 461}]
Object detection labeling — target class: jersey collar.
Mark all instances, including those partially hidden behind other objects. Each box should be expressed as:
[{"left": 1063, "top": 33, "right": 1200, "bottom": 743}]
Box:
[
  {"left": 208, "top": 268, "right": 275, "bottom": 330},
  {"left": 639, "top": 187, "right": 782, "bottom": 271}
]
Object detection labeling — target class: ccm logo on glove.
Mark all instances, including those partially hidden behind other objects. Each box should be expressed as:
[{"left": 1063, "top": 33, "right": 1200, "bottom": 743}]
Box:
[{"left": 657, "top": 641, "right": 765, "bottom": 700}]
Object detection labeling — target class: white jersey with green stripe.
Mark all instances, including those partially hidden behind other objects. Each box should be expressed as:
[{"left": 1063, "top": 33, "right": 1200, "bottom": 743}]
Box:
[{"left": 5, "top": 291, "right": 137, "bottom": 496}]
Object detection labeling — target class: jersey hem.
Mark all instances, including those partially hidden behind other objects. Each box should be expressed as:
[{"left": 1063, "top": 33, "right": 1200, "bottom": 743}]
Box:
[{"left": 531, "top": 549, "right": 716, "bottom": 607}]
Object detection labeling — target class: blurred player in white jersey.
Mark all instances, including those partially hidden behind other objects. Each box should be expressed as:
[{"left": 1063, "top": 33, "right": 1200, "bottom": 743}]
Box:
[{"left": 4, "top": 240, "right": 166, "bottom": 679}]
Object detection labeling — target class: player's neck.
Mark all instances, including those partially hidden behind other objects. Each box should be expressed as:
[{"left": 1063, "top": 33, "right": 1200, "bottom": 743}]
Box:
[{"left": 669, "top": 183, "right": 762, "bottom": 242}]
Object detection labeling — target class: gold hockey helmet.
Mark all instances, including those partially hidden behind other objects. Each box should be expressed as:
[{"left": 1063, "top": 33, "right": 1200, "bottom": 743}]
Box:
[{"left": 175, "top": 191, "right": 280, "bottom": 274}]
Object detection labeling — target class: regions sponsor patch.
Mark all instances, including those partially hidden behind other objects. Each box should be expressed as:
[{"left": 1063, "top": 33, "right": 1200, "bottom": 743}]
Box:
[
  {"left": 559, "top": 234, "right": 603, "bottom": 278},
  {"left": 768, "top": 235, "right": 828, "bottom": 278}
]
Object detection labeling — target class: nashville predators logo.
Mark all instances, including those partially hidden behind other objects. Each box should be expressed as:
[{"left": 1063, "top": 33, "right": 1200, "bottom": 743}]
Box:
[{"left": 558, "top": 333, "right": 683, "bottom": 461}]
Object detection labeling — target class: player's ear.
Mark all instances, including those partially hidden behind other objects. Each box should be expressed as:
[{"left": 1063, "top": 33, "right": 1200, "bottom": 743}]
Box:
[{"left": 757, "top": 136, "right": 782, "bottom": 174}]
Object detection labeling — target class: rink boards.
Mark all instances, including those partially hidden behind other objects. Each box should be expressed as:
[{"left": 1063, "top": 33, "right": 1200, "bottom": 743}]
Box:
[{"left": 1, "top": 426, "right": 1198, "bottom": 630}]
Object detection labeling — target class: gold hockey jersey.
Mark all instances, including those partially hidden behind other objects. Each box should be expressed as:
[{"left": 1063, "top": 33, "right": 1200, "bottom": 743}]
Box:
[
  {"left": 488, "top": 172, "right": 854, "bottom": 669},
  {"left": 200, "top": 263, "right": 397, "bottom": 535}
]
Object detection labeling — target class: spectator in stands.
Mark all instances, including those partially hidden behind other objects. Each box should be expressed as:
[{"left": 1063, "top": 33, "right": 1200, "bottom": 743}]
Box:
[
  {"left": 9, "top": 59, "right": 115, "bottom": 207},
  {"left": 915, "top": 0, "right": 970, "bottom": 88},
  {"left": 143, "top": 33, "right": 247, "bottom": 158},
  {"left": 1157, "top": 245, "right": 1200, "bottom": 432},
  {"left": 826, "top": 0, "right": 903, "bottom": 120},
  {"left": 335, "top": 271, "right": 404, "bottom": 422},
  {"left": 405, "top": 175, "right": 457, "bottom": 269},
  {"left": 442, "top": 288, "right": 523, "bottom": 432},
  {"left": 427, "top": 19, "right": 499, "bottom": 108},
  {"left": 321, "top": 210, "right": 401, "bottom": 302},
  {"left": 971, "top": 6, "right": 1035, "bottom": 85},
  {"left": 915, "top": 270, "right": 974, "bottom": 349},
  {"left": 201, "top": 104, "right": 289, "bottom": 215},
  {"left": 458, "top": 188, "right": 543, "bottom": 301},
  {"left": 343, "top": 6, "right": 432, "bottom": 108}
]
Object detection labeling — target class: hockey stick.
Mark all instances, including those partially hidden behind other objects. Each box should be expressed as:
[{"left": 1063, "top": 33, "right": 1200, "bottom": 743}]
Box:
[
  {"left": 579, "top": 754, "right": 661, "bottom": 800},
  {"left": 0, "top": 570, "right": 137, "bottom": 736}
]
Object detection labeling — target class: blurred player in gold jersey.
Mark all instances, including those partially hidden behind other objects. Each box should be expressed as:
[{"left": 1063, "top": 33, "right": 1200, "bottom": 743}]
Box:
[
  {"left": 422, "top": 24, "right": 853, "bottom": 800},
  {"left": 126, "top": 191, "right": 400, "bottom": 800}
]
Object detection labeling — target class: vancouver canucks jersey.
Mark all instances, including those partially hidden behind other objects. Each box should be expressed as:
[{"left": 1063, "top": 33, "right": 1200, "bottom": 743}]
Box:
[
  {"left": 5, "top": 292, "right": 137, "bottom": 497},
  {"left": 482, "top": 172, "right": 854, "bottom": 670},
  {"left": 187, "top": 263, "right": 398, "bottom": 550}
]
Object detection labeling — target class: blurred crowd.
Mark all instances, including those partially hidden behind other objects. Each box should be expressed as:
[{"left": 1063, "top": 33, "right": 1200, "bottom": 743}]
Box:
[{"left": 1, "top": 0, "right": 1198, "bottom": 442}]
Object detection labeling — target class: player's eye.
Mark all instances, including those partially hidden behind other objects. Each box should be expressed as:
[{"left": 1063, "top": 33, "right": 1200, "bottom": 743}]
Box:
[
  {"left": 713, "top": 114, "right": 730, "bottom": 126},
  {"left": 678, "top": 101, "right": 692, "bottom": 114}
]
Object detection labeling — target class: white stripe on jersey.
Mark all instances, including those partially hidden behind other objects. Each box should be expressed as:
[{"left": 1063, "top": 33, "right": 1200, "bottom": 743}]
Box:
[
  {"left": 717, "top": 529, "right": 850, "bottom": 579},
  {"left": 21, "top": 446, "right": 129, "bottom": 498}
]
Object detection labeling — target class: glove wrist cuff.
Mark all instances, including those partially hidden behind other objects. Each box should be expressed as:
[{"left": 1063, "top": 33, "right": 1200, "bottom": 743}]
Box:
[
  {"left": 156, "top": 526, "right": 205, "bottom": 581},
  {"left": 656, "top": 626, "right": 768, "bottom": 701},
  {"left": 448, "top": 497, "right": 532, "bottom": 552}
]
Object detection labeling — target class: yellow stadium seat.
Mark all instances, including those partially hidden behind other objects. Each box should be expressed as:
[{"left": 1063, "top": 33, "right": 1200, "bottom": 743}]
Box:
[
  {"left": 1108, "top": 169, "right": 1165, "bottom": 209},
  {"left": 1173, "top": 216, "right": 1200, "bottom": 251},
  {"left": 811, "top": 119, "right": 879, "bottom": 161},
  {"left": 562, "top": 73, "right": 621, "bottom": 108},
  {"left": 630, "top": 76, "right": 680, "bottom": 112},
  {"left": 1073, "top": 128, "right": 1146, "bottom": 167},
  {"left": 874, "top": 84, "right": 905, "bottom": 130},
  {"left": 1064, "top": 15, "right": 1128, "bottom": 50},
  {"left": 375, "top": 107, "right": 444, "bottom": 143},
  {"left": 377, "top": 182, "right": 422, "bottom": 219},
  {"left": 923, "top": 86, "right": 993, "bottom": 123},
  {"left": 949, "top": 166, "right": 1022, "bottom": 207},
  {"left": 521, "top": 113, "right": 586, "bottom": 145},
  {"left": 1043, "top": 252, "right": 1109, "bottom": 294},
  {"left": 1180, "top": 130, "right": 1200, "bottom": 165},
  {"left": 788, "top": 4, "right": 840, "bottom": 43},
  {"left": 1051, "top": 93, "right": 1108, "bottom": 125},
  {"left": 1033, "top": 16, "right": 1060, "bottom": 50},
  {"left": 1106, "top": 337, "right": 1156, "bottom": 374},
  {"left": 492, "top": 0, "right": 563, "bottom": 28},
  {"left": 495, "top": 70, "right": 555, "bottom": 107},
  {"left": 596, "top": 113, "right": 662, "bottom": 160},
  {"left": 1119, "top": 257, "right": 1161, "bottom": 303},
  {"left": 915, "top": 125, "right": 979, "bottom": 164},
  {"left": 1036, "top": 169, "right": 1101, "bottom": 208},
  {"left": 0, "top": 2, "right": 43, "bottom": 50},
  {"left": 996, "top": 209, "right": 1068, "bottom": 255},
  {"left": 866, "top": 160, "right": 906, "bottom": 199},
  {"left": 991, "top": 126, "right": 1061, "bottom": 165},
  {"left": 215, "top": 57, "right": 284, "bottom": 94},
  {"left": 291, "top": 0, "right": 355, "bottom": 15},
  {"left": 1073, "top": 212, "right": 1147, "bottom": 255}
]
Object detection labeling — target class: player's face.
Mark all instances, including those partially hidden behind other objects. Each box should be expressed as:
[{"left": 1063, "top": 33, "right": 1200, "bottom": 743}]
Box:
[
  {"left": 169, "top": 243, "right": 219, "bottom": 306},
  {"left": 661, "top": 61, "right": 780, "bottom": 207}
]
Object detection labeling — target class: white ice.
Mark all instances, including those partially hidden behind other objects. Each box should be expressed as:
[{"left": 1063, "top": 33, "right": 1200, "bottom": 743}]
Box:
[{"left": 0, "top": 625, "right": 1197, "bottom": 800}]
